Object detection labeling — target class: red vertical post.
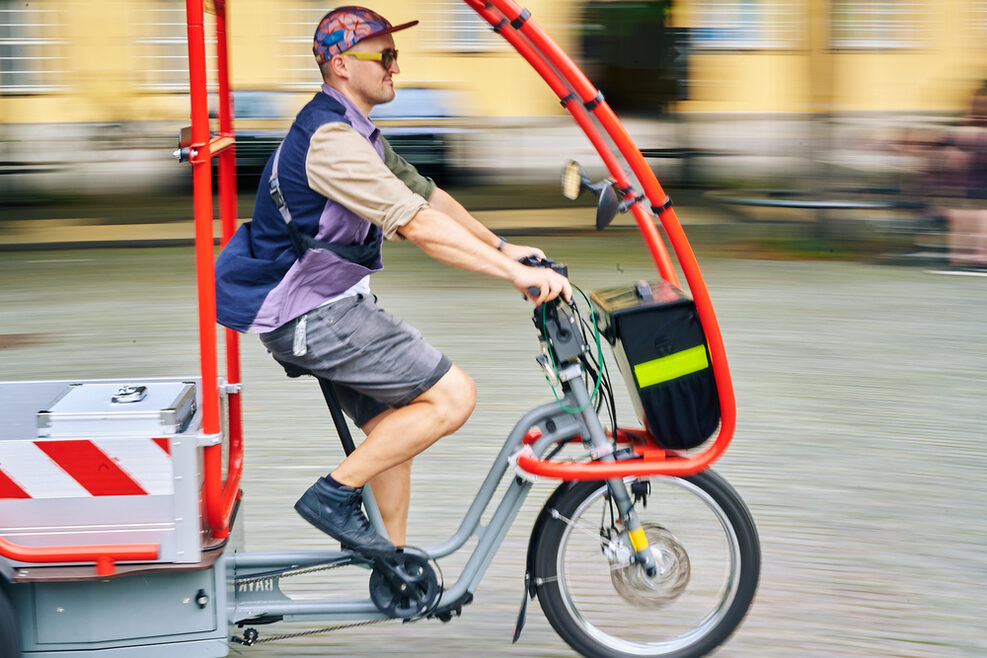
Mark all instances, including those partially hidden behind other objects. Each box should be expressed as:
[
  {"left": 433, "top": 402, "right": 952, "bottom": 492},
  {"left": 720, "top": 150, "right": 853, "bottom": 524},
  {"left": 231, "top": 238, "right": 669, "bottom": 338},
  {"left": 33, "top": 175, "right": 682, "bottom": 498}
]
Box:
[
  {"left": 213, "top": 0, "right": 243, "bottom": 525},
  {"left": 186, "top": 0, "right": 225, "bottom": 537},
  {"left": 215, "top": 1, "right": 238, "bottom": 244}
]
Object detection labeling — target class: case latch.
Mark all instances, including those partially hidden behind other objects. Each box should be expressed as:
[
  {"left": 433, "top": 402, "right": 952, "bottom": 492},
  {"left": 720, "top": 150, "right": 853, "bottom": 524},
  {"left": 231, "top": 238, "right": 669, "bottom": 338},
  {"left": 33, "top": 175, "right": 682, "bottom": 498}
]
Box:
[{"left": 111, "top": 385, "right": 148, "bottom": 404}]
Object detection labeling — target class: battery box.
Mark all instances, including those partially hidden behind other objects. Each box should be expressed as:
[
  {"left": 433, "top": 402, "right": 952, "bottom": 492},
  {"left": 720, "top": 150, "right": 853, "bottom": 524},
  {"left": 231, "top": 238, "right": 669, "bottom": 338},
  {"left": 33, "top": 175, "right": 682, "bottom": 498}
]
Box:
[{"left": 591, "top": 281, "right": 720, "bottom": 450}]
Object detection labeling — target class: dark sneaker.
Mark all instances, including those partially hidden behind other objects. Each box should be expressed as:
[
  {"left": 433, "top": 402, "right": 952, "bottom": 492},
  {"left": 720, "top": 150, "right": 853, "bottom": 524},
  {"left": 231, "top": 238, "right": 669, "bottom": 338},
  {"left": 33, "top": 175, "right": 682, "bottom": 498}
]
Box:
[{"left": 294, "top": 477, "right": 396, "bottom": 556}]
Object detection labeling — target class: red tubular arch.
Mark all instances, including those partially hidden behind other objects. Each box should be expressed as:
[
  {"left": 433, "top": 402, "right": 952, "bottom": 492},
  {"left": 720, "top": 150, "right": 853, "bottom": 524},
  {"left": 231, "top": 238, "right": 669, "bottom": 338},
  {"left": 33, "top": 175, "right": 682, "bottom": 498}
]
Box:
[{"left": 466, "top": 1, "right": 737, "bottom": 476}]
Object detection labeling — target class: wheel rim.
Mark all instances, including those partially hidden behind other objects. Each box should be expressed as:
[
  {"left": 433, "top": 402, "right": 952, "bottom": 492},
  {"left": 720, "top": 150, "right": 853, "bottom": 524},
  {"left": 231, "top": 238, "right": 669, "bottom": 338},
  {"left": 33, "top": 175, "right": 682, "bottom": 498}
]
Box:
[{"left": 554, "top": 477, "right": 743, "bottom": 655}]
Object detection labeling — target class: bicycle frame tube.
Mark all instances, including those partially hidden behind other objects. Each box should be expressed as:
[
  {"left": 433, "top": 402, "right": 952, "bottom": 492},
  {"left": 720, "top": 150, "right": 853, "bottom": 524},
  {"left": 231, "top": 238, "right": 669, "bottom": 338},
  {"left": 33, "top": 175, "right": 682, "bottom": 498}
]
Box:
[
  {"left": 231, "top": 400, "right": 587, "bottom": 621},
  {"left": 422, "top": 402, "right": 581, "bottom": 558}
]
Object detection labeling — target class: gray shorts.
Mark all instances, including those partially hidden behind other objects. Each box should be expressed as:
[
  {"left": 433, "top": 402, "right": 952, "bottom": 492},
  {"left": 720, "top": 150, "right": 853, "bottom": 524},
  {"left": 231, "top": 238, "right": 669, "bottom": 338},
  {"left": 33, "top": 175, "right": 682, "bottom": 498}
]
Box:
[{"left": 259, "top": 294, "right": 452, "bottom": 428}]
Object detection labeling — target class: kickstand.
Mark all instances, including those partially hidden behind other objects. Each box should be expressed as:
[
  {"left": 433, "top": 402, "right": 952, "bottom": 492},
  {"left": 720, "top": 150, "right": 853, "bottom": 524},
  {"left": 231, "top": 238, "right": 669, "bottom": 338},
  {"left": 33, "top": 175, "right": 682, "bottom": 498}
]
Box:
[{"left": 512, "top": 572, "right": 531, "bottom": 643}]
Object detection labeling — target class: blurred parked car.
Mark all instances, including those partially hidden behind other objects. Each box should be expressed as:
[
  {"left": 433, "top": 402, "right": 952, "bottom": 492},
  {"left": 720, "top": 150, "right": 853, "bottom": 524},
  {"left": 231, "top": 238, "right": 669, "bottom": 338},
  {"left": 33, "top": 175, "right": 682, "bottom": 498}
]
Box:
[{"left": 215, "top": 88, "right": 467, "bottom": 188}]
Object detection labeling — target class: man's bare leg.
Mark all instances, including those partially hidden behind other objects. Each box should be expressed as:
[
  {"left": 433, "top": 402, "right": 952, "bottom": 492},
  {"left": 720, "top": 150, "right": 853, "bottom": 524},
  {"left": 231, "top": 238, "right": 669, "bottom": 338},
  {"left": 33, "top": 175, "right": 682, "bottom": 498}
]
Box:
[
  {"left": 354, "top": 407, "right": 412, "bottom": 544},
  {"left": 330, "top": 366, "right": 476, "bottom": 544},
  {"left": 367, "top": 461, "right": 412, "bottom": 545},
  {"left": 355, "top": 408, "right": 408, "bottom": 543}
]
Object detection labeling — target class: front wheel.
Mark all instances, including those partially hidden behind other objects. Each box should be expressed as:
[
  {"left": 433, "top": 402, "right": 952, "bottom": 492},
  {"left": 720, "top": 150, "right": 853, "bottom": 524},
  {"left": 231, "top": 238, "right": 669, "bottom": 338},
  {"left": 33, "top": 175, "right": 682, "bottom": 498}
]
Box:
[{"left": 533, "top": 469, "right": 760, "bottom": 658}]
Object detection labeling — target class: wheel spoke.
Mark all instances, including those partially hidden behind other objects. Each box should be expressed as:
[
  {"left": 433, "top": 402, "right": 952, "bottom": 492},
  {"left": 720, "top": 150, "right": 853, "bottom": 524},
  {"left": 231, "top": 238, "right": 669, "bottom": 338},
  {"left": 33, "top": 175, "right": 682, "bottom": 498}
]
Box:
[{"left": 549, "top": 506, "right": 625, "bottom": 555}]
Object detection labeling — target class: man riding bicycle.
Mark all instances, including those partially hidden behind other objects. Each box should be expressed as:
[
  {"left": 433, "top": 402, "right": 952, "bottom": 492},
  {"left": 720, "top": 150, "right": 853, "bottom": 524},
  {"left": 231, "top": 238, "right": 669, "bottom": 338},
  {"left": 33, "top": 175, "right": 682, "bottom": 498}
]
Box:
[{"left": 215, "top": 5, "right": 571, "bottom": 556}]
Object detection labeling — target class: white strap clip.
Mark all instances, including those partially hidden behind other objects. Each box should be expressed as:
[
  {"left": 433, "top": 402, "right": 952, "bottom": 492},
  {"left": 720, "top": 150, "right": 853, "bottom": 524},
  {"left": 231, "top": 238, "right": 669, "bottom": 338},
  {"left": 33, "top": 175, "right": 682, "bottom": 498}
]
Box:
[{"left": 508, "top": 445, "right": 543, "bottom": 484}]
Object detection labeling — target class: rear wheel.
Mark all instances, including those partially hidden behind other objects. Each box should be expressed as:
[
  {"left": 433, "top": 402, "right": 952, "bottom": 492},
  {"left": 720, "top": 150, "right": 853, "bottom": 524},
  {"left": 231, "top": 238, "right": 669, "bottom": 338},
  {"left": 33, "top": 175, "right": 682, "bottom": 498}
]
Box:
[
  {"left": 533, "top": 469, "right": 759, "bottom": 658},
  {"left": 0, "top": 584, "right": 21, "bottom": 657}
]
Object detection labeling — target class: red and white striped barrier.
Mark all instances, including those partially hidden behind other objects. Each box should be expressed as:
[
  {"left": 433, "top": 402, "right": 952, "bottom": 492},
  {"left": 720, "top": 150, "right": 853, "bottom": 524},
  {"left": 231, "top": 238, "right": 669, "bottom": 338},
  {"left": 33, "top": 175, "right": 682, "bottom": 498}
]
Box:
[{"left": 0, "top": 438, "right": 173, "bottom": 499}]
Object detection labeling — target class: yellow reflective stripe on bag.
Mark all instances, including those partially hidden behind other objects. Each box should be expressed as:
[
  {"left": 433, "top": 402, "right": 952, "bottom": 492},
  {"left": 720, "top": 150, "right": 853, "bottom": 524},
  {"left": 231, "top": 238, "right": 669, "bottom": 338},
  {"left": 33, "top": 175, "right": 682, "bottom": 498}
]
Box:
[{"left": 633, "top": 345, "right": 710, "bottom": 388}]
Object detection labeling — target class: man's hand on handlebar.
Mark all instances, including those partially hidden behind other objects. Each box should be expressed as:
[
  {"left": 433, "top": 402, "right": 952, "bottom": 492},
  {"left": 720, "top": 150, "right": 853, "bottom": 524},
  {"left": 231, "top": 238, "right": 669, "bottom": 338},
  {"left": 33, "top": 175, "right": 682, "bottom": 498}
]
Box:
[
  {"left": 499, "top": 241, "right": 546, "bottom": 262},
  {"left": 512, "top": 258, "right": 572, "bottom": 305}
]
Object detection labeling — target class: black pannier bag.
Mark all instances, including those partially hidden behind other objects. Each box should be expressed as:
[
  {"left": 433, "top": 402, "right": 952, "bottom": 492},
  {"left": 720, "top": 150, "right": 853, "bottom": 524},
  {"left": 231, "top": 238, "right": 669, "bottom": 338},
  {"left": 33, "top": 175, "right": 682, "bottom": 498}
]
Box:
[{"left": 590, "top": 281, "right": 720, "bottom": 450}]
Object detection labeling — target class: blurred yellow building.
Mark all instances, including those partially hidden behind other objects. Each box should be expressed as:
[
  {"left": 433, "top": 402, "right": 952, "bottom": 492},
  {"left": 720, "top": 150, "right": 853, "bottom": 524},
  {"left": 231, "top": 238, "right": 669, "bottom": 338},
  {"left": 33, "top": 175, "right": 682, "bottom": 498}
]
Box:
[{"left": 2, "top": 0, "right": 985, "bottom": 125}]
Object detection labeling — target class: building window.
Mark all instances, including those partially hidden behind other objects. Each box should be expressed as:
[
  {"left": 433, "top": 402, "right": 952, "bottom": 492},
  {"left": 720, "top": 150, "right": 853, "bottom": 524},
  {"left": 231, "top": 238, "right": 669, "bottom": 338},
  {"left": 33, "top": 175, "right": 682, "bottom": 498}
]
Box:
[
  {"left": 422, "top": 2, "right": 505, "bottom": 53},
  {"left": 0, "top": 1, "right": 66, "bottom": 93},
  {"left": 693, "top": 0, "right": 805, "bottom": 50},
  {"left": 969, "top": 0, "right": 987, "bottom": 45},
  {"left": 280, "top": 4, "right": 326, "bottom": 90},
  {"left": 831, "top": 0, "right": 931, "bottom": 49},
  {"left": 136, "top": 0, "right": 216, "bottom": 92}
]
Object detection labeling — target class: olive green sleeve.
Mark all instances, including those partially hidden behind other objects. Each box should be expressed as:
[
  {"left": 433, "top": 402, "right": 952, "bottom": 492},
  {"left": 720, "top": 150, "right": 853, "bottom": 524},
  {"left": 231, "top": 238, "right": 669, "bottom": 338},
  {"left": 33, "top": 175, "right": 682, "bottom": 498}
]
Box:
[{"left": 381, "top": 136, "right": 437, "bottom": 201}]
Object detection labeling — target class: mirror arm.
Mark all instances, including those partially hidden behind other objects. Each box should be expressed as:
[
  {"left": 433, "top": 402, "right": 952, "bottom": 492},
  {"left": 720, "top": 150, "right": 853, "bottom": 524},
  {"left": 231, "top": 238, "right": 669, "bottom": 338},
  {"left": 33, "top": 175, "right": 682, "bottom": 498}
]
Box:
[{"left": 584, "top": 177, "right": 613, "bottom": 196}]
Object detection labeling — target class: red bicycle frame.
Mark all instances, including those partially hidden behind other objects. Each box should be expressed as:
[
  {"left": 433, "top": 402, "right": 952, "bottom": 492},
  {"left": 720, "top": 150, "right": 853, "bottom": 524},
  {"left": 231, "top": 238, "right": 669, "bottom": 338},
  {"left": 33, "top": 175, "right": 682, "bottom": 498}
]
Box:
[{"left": 464, "top": 0, "right": 737, "bottom": 479}]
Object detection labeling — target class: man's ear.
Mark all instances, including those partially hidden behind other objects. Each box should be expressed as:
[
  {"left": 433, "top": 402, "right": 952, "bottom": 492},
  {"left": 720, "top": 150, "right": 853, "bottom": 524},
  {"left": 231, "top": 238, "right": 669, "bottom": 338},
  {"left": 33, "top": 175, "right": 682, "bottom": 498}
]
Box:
[{"left": 328, "top": 54, "right": 350, "bottom": 80}]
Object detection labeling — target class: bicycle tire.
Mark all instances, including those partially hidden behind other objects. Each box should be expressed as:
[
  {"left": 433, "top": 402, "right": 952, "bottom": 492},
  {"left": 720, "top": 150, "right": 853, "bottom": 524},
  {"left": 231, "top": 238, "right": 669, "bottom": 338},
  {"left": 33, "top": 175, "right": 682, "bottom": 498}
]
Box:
[
  {"left": 0, "top": 584, "right": 21, "bottom": 658},
  {"left": 533, "top": 469, "right": 759, "bottom": 658}
]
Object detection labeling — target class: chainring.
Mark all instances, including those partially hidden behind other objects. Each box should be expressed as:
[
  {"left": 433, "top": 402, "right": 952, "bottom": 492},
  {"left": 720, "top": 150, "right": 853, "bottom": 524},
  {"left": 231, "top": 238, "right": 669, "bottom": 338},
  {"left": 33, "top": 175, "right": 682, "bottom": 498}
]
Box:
[
  {"left": 368, "top": 549, "right": 441, "bottom": 619},
  {"left": 610, "top": 523, "right": 691, "bottom": 608}
]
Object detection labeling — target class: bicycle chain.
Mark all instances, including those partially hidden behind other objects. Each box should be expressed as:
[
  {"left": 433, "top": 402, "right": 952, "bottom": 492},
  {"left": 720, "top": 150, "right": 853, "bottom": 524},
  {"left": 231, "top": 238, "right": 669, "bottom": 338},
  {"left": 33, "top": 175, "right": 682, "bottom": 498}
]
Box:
[
  {"left": 233, "top": 558, "right": 395, "bottom": 646},
  {"left": 234, "top": 617, "right": 394, "bottom": 645}
]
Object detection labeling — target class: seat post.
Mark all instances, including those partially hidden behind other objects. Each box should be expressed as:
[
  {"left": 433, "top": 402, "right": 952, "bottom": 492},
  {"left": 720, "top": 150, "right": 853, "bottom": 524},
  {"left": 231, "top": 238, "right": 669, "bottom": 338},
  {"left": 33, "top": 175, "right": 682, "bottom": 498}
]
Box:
[{"left": 316, "top": 377, "right": 357, "bottom": 456}]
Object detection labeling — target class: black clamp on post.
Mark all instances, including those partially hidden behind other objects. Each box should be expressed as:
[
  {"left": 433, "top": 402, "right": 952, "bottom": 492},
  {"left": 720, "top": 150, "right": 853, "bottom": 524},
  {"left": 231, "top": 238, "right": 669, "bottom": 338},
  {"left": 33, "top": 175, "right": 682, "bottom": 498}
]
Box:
[
  {"left": 492, "top": 17, "right": 508, "bottom": 34},
  {"left": 510, "top": 8, "right": 531, "bottom": 29},
  {"left": 559, "top": 92, "right": 577, "bottom": 108},
  {"left": 652, "top": 196, "right": 673, "bottom": 217},
  {"left": 583, "top": 92, "right": 605, "bottom": 112}
]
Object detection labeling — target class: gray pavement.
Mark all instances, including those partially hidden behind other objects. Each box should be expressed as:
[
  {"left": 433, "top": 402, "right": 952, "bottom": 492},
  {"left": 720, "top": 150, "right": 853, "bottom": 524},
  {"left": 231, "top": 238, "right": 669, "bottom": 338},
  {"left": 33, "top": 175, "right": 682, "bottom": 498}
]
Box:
[{"left": 1, "top": 234, "right": 985, "bottom": 656}]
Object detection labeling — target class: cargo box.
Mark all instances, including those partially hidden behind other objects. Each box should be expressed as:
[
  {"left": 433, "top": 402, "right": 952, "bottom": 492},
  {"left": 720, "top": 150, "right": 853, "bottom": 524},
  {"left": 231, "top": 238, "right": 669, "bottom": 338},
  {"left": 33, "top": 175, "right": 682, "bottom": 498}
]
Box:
[{"left": 591, "top": 281, "right": 720, "bottom": 450}]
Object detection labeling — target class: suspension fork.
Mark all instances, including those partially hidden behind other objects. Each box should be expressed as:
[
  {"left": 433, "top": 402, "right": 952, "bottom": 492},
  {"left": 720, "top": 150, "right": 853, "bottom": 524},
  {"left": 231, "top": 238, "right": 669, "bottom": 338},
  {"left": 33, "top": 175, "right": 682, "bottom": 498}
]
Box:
[{"left": 565, "top": 375, "right": 658, "bottom": 577}]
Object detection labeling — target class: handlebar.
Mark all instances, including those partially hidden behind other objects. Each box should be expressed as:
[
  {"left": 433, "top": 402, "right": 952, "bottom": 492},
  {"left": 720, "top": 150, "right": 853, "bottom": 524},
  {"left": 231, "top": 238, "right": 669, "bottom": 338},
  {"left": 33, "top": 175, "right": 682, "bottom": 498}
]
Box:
[
  {"left": 517, "top": 255, "right": 590, "bottom": 370},
  {"left": 518, "top": 254, "right": 568, "bottom": 277},
  {"left": 518, "top": 255, "right": 569, "bottom": 300}
]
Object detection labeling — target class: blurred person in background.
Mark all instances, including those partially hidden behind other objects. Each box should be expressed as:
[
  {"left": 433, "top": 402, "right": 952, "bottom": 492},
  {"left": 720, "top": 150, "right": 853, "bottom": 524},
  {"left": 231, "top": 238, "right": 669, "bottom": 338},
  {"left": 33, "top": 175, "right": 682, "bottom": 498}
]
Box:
[
  {"left": 926, "top": 80, "right": 987, "bottom": 266},
  {"left": 214, "top": 6, "right": 570, "bottom": 556}
]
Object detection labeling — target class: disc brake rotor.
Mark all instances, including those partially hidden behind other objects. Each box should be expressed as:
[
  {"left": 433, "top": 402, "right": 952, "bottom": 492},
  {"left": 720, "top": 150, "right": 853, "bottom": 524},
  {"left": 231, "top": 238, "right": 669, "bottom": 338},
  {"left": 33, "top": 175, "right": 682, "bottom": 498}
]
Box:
[
  {"left": 368, "top": 549, "right": 441, "bottom": 620},
  {"left": 609, "top": 523, "right": 690, "bottom": 608}
]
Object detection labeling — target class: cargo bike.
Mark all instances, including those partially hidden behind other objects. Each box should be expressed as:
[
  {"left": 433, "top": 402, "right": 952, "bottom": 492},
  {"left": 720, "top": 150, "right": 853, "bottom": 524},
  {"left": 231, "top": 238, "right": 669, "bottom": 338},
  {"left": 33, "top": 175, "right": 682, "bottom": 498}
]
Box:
[{"left": 0, "top": 1, "right": 759, "bottom": 656}]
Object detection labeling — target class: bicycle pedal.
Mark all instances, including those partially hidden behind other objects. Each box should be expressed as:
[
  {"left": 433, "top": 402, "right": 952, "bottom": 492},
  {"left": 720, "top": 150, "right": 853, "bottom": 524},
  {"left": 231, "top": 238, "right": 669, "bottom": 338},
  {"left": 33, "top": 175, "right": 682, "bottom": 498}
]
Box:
[{"left": 428, "top": 592, "right": 473, "bottom": 623}]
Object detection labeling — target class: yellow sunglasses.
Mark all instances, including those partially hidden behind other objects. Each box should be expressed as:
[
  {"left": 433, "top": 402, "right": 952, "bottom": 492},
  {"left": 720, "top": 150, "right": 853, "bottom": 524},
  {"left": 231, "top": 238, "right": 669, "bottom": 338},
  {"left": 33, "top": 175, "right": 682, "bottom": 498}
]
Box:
[{"left": 344, "top": 48, "right": 398, "bottom": 69}]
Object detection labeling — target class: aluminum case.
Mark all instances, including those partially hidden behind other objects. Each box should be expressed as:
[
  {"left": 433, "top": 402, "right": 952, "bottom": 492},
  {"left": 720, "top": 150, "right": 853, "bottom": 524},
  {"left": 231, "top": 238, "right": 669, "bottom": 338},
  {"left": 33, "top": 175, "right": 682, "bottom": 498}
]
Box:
[
  {"left": 0, "top": 378, "right": 212, "bottom": 567},
  {"left": 37, "top": 381, "right": 197, "bottom": 438}
]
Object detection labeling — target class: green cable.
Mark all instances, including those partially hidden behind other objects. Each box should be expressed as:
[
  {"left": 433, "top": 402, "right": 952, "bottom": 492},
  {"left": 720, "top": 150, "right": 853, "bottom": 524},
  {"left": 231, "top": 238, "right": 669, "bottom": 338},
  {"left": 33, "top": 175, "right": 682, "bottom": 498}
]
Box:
[{"left": 541, "top": 288, "right": 604, "bottom": 414}]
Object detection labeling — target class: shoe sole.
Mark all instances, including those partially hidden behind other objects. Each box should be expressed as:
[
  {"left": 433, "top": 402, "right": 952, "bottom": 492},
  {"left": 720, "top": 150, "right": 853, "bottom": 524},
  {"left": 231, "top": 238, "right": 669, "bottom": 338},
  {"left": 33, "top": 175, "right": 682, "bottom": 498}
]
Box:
[{"left": 294, "top": 498, "right": 398, "bottom": 558}]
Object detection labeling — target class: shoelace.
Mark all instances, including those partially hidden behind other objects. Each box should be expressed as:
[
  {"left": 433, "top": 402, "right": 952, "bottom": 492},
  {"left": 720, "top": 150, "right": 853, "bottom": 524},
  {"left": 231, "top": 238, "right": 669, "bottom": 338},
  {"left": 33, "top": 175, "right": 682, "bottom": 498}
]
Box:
[{"left": 343, "top": 490, "right": 375, "bottom": 532}]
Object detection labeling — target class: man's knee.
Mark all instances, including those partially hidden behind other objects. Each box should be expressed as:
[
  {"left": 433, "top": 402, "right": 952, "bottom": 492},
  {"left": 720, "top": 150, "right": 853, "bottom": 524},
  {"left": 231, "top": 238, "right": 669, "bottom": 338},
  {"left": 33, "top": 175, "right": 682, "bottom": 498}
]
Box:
[{"left": 425, "top": 366, "right": 475, "bottom": 432}]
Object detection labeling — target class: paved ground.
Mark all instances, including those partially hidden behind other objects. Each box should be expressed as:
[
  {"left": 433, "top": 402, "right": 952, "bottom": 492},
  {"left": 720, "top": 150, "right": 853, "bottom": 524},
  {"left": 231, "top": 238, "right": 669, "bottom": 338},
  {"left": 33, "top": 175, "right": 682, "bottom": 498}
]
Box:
[{"left": 1, "top": 231, "right": 985, "bottom": 656}]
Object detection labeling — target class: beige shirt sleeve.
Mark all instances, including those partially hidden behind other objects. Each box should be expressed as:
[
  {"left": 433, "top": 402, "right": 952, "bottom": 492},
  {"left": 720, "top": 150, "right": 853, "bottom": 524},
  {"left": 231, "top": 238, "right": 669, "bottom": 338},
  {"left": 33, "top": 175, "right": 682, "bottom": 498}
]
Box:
[{"left": 305, "top": 122, "right": 429, "bottom": 240}]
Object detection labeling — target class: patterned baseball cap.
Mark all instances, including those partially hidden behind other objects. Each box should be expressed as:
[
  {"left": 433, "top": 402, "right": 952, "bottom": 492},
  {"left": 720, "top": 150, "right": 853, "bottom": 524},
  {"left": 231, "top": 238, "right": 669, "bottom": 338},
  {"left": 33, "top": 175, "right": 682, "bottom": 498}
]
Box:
[{"left": 313, "top": 6, "right": 418, "bottom": 64}]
